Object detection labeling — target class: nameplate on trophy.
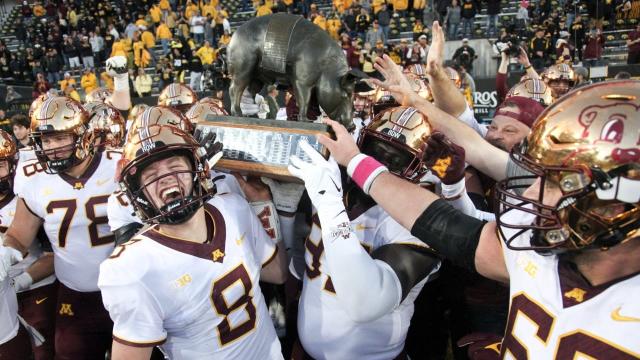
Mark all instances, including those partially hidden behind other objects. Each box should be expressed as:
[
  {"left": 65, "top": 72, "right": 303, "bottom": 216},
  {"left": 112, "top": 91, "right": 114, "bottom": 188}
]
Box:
[{"left": 197, "top": 116, "right": 332, "bottom": 182}]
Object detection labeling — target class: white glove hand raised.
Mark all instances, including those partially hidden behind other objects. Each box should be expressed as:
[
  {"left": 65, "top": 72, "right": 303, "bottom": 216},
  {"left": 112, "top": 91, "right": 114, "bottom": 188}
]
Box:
[
  {"left": 106, "top": 56, "right": 128, "bottom": 77},
  {"left": 288, "top": 141, "right": 343, "bottom": 211},
  {"left": 0, "top": 246, "right": 23, "bottom": 282},
  {"left": 260, "top": 177, "right": 306, "bottom": 214}
]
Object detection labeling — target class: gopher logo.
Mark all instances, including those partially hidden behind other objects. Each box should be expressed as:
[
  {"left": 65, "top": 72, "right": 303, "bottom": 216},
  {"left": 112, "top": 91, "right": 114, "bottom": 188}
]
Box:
[{"left": 578, "top": 103, "right": 640, "bottom": 164}]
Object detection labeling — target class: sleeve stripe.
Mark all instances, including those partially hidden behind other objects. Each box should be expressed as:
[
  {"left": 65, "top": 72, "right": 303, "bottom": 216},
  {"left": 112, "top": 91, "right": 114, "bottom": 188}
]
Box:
[
  {"left": 261, "top": 246, "right": 278, "bottom": 268},
  {"left": 112, "top": 334, "right": 166, "bottom": 348}
]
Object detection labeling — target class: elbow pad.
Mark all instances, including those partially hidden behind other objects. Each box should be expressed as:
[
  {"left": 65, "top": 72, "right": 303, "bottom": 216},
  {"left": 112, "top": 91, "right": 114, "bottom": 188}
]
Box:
[
  {"left": 372, "top": 244, "right": 440, "bottom": 300},
  {"left": 410, "top": 199, "right": 485, "bottom": 272},
  {"left": 114, "top": 222, "right": 143, "bottom": 246}
]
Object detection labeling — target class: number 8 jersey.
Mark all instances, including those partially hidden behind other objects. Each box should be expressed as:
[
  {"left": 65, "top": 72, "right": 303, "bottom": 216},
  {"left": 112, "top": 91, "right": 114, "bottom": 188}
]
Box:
[
  {"left": 14, "top": 150, "right": 121, "bottom": 292},
  {"left": 98, "top": 193, "right": 283, "bottom": 360}
]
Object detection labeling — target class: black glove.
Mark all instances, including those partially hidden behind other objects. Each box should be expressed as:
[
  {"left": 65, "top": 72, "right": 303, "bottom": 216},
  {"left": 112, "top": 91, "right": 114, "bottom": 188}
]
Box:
[{"left": 193, "top": 128, "right": 223, "bottom": 161}]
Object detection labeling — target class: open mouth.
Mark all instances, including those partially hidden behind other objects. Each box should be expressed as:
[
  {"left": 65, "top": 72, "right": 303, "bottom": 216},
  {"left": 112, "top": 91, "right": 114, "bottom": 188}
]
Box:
[{"left": 160, "top": 185, "right": 183, "bottom": 203}]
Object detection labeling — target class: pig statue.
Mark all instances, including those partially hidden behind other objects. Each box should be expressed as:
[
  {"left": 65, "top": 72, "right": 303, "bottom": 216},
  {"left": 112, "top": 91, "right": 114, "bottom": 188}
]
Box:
[{"left": 227, "top": 13, "right": 365, "bottom": 129}]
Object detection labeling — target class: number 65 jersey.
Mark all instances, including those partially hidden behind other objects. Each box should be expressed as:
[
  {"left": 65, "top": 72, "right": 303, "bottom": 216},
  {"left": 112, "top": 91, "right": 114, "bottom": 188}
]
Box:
[
  {"left": 98, "top": 193, "right": 283, "bottom": 360},
  {"left": 499, "top": 211, "right": 640, "bottom": 359},
  {"left": 14, "top": 150, "right": 120, "bottom": 292}
]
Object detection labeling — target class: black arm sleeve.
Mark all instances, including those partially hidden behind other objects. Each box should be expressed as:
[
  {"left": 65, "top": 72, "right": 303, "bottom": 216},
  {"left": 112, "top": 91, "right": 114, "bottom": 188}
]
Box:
[
  {"left": 114, "top": 222, "right": 143, "bottom": 246},
  {"left": 371, "top": 243, "right": 440, "bottom": 301},
  {"left": 410, "top": 199, "right": 486, "bottom": 272}
]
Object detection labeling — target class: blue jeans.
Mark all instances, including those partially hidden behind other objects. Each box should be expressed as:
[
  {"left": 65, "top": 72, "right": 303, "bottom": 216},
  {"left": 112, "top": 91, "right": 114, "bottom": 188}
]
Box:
[
  {"left": 462, "top": 17, "right": 474, "bottom": 38},
  {"left": 47, "top": 71, "right": 61, "bottom": 84},
  {"left": 381, "top": 25, "right": 390, "bottom": 44},
  {"left": 194, "top": 33, "right": 204, "bottom": 45},
  {"left": 448, "top": 22, "right": 460, "bottom": 40},
  {"left": 160, "top": 39, "right": 170, "bottom": 55},
  {"left": 486, "top": 14, "right": 498, "bottom": 37}
]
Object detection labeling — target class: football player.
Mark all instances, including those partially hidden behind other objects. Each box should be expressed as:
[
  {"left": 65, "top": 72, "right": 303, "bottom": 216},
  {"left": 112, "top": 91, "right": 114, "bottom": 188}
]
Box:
[
  {"left": 541, "top": 63, "right": 575, "bottom": 100},
  {"left": 99, "top": 123, "right": 287, "bottom": 359},
  {"left": 157, "top": 83, "right": 198, "bottom": 114},
  {"left": 0, "top": 131, "right": 56, "bottom": 360},
  {"left": 0, "top": 96, "right": 120, "bottom": 359},
  {"left": 318, "top": 77, "right": 640, "bottom": 358},
  {"left": 287, "top": 107, "right": 441, "bottom": 360}
]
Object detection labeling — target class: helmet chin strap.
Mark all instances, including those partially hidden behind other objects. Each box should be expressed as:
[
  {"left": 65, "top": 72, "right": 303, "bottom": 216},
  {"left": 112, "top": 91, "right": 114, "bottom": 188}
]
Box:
[{"left": 596, "top": 218, "right": 640, "bottom": 249}]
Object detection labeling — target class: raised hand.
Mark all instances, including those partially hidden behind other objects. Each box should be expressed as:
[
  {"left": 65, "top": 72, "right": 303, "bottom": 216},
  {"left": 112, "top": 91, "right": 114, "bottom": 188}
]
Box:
[
  {"left": 422, "top": 132, "right": 466, "bottom": 185},
  {"left": 368, "top": 55, "right": 419, "bottom": 108},
  {"left": 426, "top": 21, "right": 446, "bottom": 79}
]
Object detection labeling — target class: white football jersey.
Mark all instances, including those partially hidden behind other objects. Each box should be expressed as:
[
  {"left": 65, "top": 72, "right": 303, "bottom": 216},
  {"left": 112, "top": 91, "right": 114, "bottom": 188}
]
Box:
[
  {"left": 0, "top": 194, "right": 56, "bottom": 292},
  {"left": 0, "top": 277, "right": 19, "bottom": 344},
  {"left": 99, "top": 194, "right": 283, "bottom": 360},
  {"left": 298, "top": 203, "right": 439, "bottom": 360},
  {"left": 499, "top": 209, "right": 640, "bottom": 359},
  {"left": 14, "top": 150, "right": 121, "bottom": 292},
  {"left": 107, "top": 170, "right": 243, "bottom": 232}
]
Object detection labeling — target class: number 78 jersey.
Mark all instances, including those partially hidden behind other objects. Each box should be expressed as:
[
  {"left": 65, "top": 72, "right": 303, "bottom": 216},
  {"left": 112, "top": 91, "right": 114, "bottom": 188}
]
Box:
[{"left": 14, "top": 150, "right": 121, "bottom": 292}]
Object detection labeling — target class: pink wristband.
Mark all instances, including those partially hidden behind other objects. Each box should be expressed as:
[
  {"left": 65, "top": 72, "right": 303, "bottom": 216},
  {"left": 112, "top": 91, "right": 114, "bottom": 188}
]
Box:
[{"left": 347, "top": 154, "right": 388, "bottom": 194}]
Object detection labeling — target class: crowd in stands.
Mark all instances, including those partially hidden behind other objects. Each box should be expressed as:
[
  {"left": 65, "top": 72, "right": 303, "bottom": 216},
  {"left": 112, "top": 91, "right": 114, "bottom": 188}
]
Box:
[{"left": 0, "top": 0, "right": 637, "bottom": 105}]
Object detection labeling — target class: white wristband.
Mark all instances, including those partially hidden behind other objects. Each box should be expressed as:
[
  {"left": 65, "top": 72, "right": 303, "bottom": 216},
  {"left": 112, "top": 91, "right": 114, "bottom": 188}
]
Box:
[
  {"left": 250, "top": 200, "right": 282, "bottom": 244},
  {"left": 440, "top": 178, "right": 466, "bottom": 200},
  {"left": 12, "top": 272, "right": 33, "bottom": 292},
  {"left": 113, "top": 74, "right": 129, "bottom": 92}
]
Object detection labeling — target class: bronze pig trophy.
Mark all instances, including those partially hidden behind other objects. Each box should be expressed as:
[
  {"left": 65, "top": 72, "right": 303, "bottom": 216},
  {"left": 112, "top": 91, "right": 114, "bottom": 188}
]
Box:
[{"left": 227, "top": 13, "right": 366, "bottom": 130}]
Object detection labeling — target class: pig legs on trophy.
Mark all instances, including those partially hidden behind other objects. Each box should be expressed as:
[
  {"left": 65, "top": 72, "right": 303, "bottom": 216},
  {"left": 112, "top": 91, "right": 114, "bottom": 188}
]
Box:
[
  {"left": 293, "top": 83, "right": 311, "bottom": 122},
  {"left": 229, "top": 78, "right": 249, "bottom": 117}
]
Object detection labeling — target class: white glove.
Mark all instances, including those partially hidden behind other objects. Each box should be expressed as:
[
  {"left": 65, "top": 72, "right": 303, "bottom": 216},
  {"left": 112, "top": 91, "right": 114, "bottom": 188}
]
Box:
[
  {"left": 11, "top": 272, "right": 33, "bottom": 292},
  {"left": 260, "top": 177, "right": 306, "bottom": 213},
  {"left": 0, "top": 246, "right": 23, "bottom": 282},
  {"left": 288, "top": 141, "right": 343, "bottom": 212},
  {"left": 106, "top": 56, "right": 128, "bottom": 78}
]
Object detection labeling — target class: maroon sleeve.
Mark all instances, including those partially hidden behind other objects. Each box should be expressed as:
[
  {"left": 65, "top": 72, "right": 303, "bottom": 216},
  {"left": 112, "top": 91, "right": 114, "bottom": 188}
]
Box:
[{"left": 496, "top": 72, "right": 508, "bottom": 104}]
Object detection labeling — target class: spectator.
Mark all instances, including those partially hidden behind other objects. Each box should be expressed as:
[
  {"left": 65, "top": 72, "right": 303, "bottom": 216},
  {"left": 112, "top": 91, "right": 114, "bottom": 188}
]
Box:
[
  {"left": 190, "top": 10, "right": 206, "bottom": 44},
  {"left": 80, "top": 67, "right": 98, "bottom": 95},
  {"left": 627, "top": 23, "right": 640, "bottom": 64},
  {"left": 393, "top": 0, "right": 409, "bottom": 17},
  {"left": 156, "top": 58, "right": 174, "bottom": 89},
  {"left": 366, "top": 21, "right": 384, "bottom": 49},
  {"left": 356, "top": 7, "right": 371, "bottom": 40},
  {"left": 189, "top": 49, "right": 204, "bottom": 91},
  {"left": 134, "top": 68, "right": 153, "bottom": 97},
  {"left": 570, "top": 14, "right": 586, "bottom": 60},
  {"left": 485, "top": 0, "right": 501, "bottom": 38},
  {"left": 516, "top": 0, "right": 529, "bottom": 31},
  {"left": 0, "top": 56, "right": 11, "bottom": 79},
  {"left": 445, "top": 0, "right": 462, "bottom": 40},
  {"left": 90, "top": 31, "right": 105, "bottom": 64},
  {"left": 170, "top": 47, "right": 187, "bottom": 83},
  {"left": 196, "top": 41, "right": 216, "bottom": 65},
  {"left": 219, "top": 30, "right": 232, "bottom": 47},
  {"left": 313, "top": 12, "right": 327, "bottom": 30},
  {"left": 555, "top": 31, "right": 572, "bottom": 62},
  {"left": 529, "top": 28, "right": 550, "bottom": 69},
  {"left": 342, "top": 8, "right": 357, "bottom": 38},
  {"left": 266, "top": 85, "right": 279, "bottom": 120},
  {"left": 583, "top": 28, "right": 605, "bottom": 65},
  {"left": 64, "top": 83, "right": 81, "bottom": 101},
  {"left": 413, "top": 19, "right": 425, "bottom": 41},
  {"left": 32, "top": 73, "right": 51, "bottom": 99},
  {"left": 100, "top": 68, "right": 114, "bottom": 90},
  {"left": 5, "top": 86, "right": 22, "bottom": 105},
  {"left": 573, "top": 66, "right": 591, "bottom": 87},
  {"left": 405, "top": 41, "right": 426, "bottom": 65},
  {"left": 327, "top": 13, "right": 342, "bottom": 40},
  {"left": 460, "top": 0, "right": 477, "bottom": 39},
  {"left": 59, "top": 72, "right": 76, "bottom": 93},
  {"left": 156, "top": 21, "right": 173, "bottom": 55},
  {"left": 418, "top": 34, "right": 430, "bottom": 54},
  {"left": 79, "top": 36, "right": 94, "bottom": 69},
  {"left": 452, "top": 38, "right": 477, "bottom": 70},
  {"left": 62, "top": 35, "right": 81, "bottom": 69},
  {"left": 11, "top": 114, "right": 31, "bottom": 149},
  {"left": 256, "top": 0, "right": 273, "bottom": 16}
]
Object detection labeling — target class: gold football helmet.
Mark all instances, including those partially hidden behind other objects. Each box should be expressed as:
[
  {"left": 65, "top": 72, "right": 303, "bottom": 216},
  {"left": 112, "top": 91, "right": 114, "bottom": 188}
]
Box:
[
  {"left": 118, "top": 124, "right": 214, "bottom": 224},
  {"left": 85, "top": 87, "right": 113, "bottom": 103},
  {"left": 403, "top": 64, "right": 427, "bottom": 79},
  {"left": 86, "top": 102, "right": 126, "bottom": 149},
  {"left": 358, "top": 106, "right": 433, "bottom": 182},
  {"left": 29, "top": 93, "right": 56, "bottom": 122},
  {"left": 127, "top": 106, "right": 195, "bottom": 142},
  {"left": 185, "top": 100, "right": 228, "bottom": 125},
  {"left": 541, "top": 63, "right": 575, "bottom": 98},
  {"left": 157, "top": 83, "right": 198, "bottom": 113},
  {"left": 30, "top": 96, "right": 93, "bottom": 173},
  {"left": 496, "top": 80, "right": 640, "bottom": 252},
  {"left": 353, "top": 89, "right": 376, "bottom": 119},
  {"left": 406, "top": 73, "right": 434, "bottom": 102},
  {"left": 506, "top": 78, "right": 554, "bottom": 107},
  {"left": 0, "top": 130, "right": 17, "bottom": 193},
  {"left": 198, "top": 97, "right": 228, "bottom": 112}
]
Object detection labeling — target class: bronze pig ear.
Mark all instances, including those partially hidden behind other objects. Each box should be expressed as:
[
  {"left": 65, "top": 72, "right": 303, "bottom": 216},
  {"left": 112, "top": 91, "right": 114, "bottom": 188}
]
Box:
[
  {"left": 347, "top": 68, "right": 369, "bottom": 80},
  {"left": 354, "top": 79, "right": 374, "bottom": 93}
]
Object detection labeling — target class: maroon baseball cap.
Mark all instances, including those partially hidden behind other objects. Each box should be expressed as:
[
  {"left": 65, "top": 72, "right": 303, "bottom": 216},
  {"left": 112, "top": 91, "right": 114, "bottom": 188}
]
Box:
[{"left": 494, "top": 96, "right": 545, "bottom": 128}]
